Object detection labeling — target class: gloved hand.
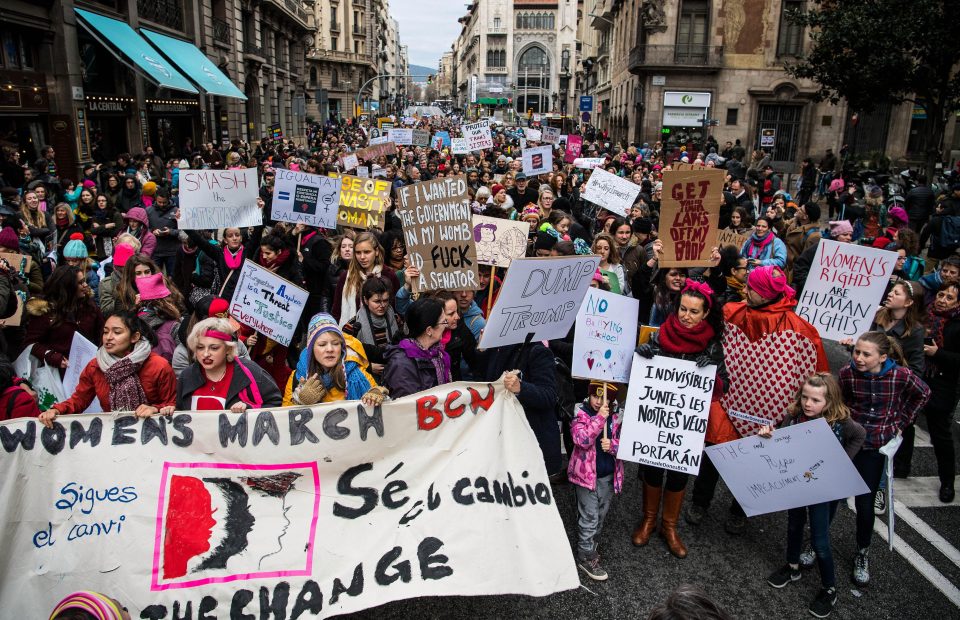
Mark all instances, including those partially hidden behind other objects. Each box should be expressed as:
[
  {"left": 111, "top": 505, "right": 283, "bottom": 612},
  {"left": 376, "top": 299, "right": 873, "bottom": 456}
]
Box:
[
  {"left": 635, "top": 344, "right": 654, "bottom": 359},
  {"left": 296, "top": 374, "right": 326, "bottom": 405},
  {"left": 361, "top": 386, "right": 389, "bottom": 407},
  {"left": 695, "top": 354, "right": 712, "bottom": 368}
]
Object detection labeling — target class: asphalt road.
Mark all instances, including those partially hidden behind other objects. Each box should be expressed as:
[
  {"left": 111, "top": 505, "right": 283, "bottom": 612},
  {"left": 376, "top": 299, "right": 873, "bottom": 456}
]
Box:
[{"left": 351, "top": 341, "right": 960, "bottom": 619}]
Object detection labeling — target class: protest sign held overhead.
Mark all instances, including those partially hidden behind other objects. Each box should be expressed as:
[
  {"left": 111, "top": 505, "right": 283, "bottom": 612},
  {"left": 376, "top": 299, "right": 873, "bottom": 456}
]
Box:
[
  {"left": 563, "top": 135, "right": 583, "bottom": 163},
  {"left": 178, "top": 168, "right": 262, "bottom": 230},
  {"left": 463, "top": 119, "right": 494, "bottom": 150},
  {"left": 412, "top": 129, "right": 431, "bottom": 147},
  {"left": 572, "top": 158, "right": 606, "bottom": 169},
  {"left": 433, "top": 130, "right": 451, "bottom": 148},
  {"left": 396, "top": 175, "right": 478, "bottom": 292},
  {"left": 542, "top": 126, "right": 561, "bottom": 145},
  {"left": 388, "top": 128, "right": 413, "bottom": 145},
  {"left": 659, "top": 168, "right": 724, "bottom": 267},
  {"left": 618, "top": 355, "right": 717, "bottom": 475},
  {"left": 716, "top": 228, "right": 752, "bottom": 252},
  {"left": 229, "top": 261, "right": 308, "bottom": 347},
  {"left": 795, "top": 239, "right": 898, "bottom": 341},
  {"left": 0, "top": 381, "right": 579, "bottom": 618},
  {"left": 338, "top": 175, "right": 392, "bottom": 229},
  {"left": 472, "top": 215, "right": 530, "bottom": 268},
  {"left": 340, "top": 153, "right": 359, "bottom": 171},
  {"left": 357, "top": 140, "right": 395, "bottom": 161},
  {"left": 522, "top": 145, "right": 553, "bottom": 177},
  {"left": 271, "top": 168, "right": 341, "bottom": 230},
  {"left": 572, "top": 288, "right": 640, "bottom": 383},
  {"left": 451, "top": 137, "right": 470, "bottom": 154},
  {"left": 523, "top": 127, "right": 542, "bottom": 142},
  {"left": 581, "top": 168, "right": 642, "bottom": 217},
  {"left": 705, "top": 418, "right": 869, "bottom": 516},
  {"left": 479, "top": 255, "right": 600, "bottom": 349}
]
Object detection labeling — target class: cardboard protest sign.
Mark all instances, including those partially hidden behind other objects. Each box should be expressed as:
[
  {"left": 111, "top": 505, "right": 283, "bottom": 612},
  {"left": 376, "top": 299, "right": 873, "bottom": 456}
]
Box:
[
  {"left": 705, "top": 417, "right": 869, "bottom": 516},
  {"left": 411, "top": 129, "right": 431, "bottom": 147},
  {"left": 796, "top": 239, "right": 898, "bottom": 341},
  {"left": 716, "top": 228, "right": 752, "bottom": 252},
  {"left": 451, "top": 137, "right": 469, "bottom": 154},
  {"left": 357, "top": 140, "right": 395, "bottom": 160},
  {"left": 396, "top": 175, "right": 478, "bottom": 292},
  {"left": 463, "top": 119, "right": 494, "bottom": 150},
  {"left": 659, "top": 168, "right": 724, "bottom": 267},
  {"left": 472, "top": 215, "right": 530, "bottom": 268},
  {"left": 581, "top": 168, "right": 641, "bottom": 217},
  {"left": 340, "top": 153, "right": 359, "bottom": 171},
  {"left": 0, "top": 252, "right": 30, "bottom": 326},
  {"left": 564, "top": 135, "right": 583, "bottom": 163},
  {"left": 272, "top": 169, "right": 341, "bottom": 230},
  {"left": 523, "top": 127, "right": 542, "bottom": 142},
  {"left": 572, "top": 288, "right": 640, "bottom": 383},
  {"left": 0, "top": 381, "right": 579, "bottom": 618},
  {"left": 178, "top": 169, "right": 262, "bottom": 230},
  {"left": 542, "top": 126, "right": 561, "bottom": 145},
  {"left": 479, "top": 255, "right": 600, "bottom": 349},
  {"left": 229, "top": 261, "right": 308, "bottom": 346},
  {"left": 572, "top": 157, "right": 606, "bottom": 169},
  {"left": 522, "top": 145, "right": 553, "bottom": 177},
  {"left": 338, "top": 175, "right": 392, "bottom": 229},
  {"left": 618, "top": 355, "right": 717, "bottom": 474},
  {"left": 388, "top": 128, "right": 413, "bottom": 145}
]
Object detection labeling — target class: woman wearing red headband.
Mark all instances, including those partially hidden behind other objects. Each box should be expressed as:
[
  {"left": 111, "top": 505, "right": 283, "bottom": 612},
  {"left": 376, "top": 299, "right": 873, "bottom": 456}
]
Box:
[
  {"left": 168, "top": 317, "right": 281, "bottom": 414},
  {"left": 632, "top": 280, "right": 726, "bottom": 558}
]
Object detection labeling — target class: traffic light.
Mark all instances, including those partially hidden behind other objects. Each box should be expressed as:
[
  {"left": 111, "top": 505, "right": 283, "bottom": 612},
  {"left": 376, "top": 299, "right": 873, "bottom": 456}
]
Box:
[{"left": 427, "top": 75, "right": 433, "bottom": 84}]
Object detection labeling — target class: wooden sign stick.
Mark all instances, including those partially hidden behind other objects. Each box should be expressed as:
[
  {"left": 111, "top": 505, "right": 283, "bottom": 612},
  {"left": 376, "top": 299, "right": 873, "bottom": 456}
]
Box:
[{"left": 486, "top": 266, "right": 496, "bottom": 316}]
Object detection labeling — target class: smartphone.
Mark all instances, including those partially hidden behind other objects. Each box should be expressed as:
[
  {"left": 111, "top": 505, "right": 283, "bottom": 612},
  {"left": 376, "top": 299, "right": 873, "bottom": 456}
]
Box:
[{"left": 925, "top": 337, "right": 935, "bottom": 346}]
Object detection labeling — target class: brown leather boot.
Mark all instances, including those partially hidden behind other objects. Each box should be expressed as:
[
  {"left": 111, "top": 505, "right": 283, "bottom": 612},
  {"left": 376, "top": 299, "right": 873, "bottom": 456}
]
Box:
[
  {"left": 660, "top": 489, "right": 688, "bottom": 558},
  {"left": 631, "top": 483, "right": 661, "bottom": 546}
]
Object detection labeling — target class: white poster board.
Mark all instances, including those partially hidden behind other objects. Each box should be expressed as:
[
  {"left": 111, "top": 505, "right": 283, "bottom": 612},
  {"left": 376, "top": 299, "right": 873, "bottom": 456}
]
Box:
[
  {"left": 178, "top": 169, "right": 262, "bottom": 230},
  {"left": 572, "top": 289, "right": 639, "bottom": 383},
  {"left": 341, "top": 153, "right": 359, "bottom": 171},
  {"left": 388, "top": 128, "right": 413, "bottom": 145},
  {"left": 523, "top": 127, "right": 542, "bottom": 142},
  {"left": 704, "top": 417, "right": 870, "bottom": 516},
  {"left": 522, "top": 145, "right": 553, "bottom": 177},
  {"left": 271, "top": 168, "right": 341, "bottom": 230},
  {"left": 229, "top": 261, "right": 308, "bottom": 347},
  {"left": 479, "top": 255, "right": 599, "bottom": 349},
  {"left": 542, "top": 126, "right": 561, "bottom": 145},
  {"left": 580, "top": 167, "right": 641, "bottom": 217},
  {"left": 572, "top": 158, "right": 606, "bottom": 169},
  {"left": 62, "top": 332, "right": 102, "bottom": 414},
  {"left": 463, "top": 120, "right": 493, "bottom": 150},
  {"left": 795, "top": 239, "right": 898, "bottom": 341},
  {"left": 472, "top": 215, "right": 530, "bottom": 268},
  {"left": 451, "top": 137, "right": 470, "bottom": 155},
  {"left": 617, "top": 355, "right": 716, "bottom": 474}
]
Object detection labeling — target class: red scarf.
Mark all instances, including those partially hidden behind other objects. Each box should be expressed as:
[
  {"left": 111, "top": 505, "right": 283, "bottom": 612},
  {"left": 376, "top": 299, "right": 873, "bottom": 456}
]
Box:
[
  {"left": 656, "top": 312, "right": 716, "bottom": 355},
  {"left": 260, "top": 248, "right": 291, "bottom": 272}
]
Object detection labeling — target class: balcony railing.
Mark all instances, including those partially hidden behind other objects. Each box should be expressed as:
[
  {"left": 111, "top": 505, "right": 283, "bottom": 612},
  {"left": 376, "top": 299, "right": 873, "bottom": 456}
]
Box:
[
  {"left": 212, "top": 18, "right": 230, "bottom": 44},
  {"left": 243, "top": 41, "right": 265, "bottom": 58},
  {"left": 137, "top": 0, "right": 184, "bottom": 31},
  {"left": 489, "top": 26, "right": 506, "bottom": 35},
  {"left": 263, "top": 0, "right": 312, "bottom": 30},
  {"left": 628, "top": 44, "right": 724, "bottom": 71}
]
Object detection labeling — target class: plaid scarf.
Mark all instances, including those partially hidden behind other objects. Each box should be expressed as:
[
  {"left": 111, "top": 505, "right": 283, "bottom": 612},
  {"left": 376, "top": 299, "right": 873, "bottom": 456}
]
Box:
[{"left": 96, "top": 338, "right": 151, "bottom": 411}]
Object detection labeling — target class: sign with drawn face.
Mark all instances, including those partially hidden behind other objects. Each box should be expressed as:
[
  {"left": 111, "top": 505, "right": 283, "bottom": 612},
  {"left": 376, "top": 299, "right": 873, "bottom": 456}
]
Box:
[{"left": 471, "top": 215, "right": 530, "bottom": 268}]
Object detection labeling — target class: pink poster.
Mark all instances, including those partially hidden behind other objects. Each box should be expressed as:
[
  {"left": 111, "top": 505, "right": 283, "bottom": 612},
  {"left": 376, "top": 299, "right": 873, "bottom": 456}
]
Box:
[{"left": 564, "top": 135, "right": 583, "bottom": 163}]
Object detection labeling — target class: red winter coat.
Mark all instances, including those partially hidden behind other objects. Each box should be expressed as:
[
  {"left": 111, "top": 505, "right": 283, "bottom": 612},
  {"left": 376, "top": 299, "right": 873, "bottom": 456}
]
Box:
[
  {"left": 52, "top": 352, "right": 177, "bottom": 415},
  {"left": 0, "top": 385, "right": 41, "bottom": 420}
]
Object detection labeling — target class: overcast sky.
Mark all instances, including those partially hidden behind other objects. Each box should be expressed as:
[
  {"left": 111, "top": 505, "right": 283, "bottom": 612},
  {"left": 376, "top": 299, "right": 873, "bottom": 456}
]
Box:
[{"left": 390, "top": 0, "right": 463, "bottom": 68}]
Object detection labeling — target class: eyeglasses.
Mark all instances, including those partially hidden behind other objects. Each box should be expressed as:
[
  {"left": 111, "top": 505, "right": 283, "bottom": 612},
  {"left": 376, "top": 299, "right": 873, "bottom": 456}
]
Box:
[
  {"left": 733, "top": 265, "right": 748, "bottom": 272},
  {"left": 433, "top": 319, "right": 449, "bottom": 329}
]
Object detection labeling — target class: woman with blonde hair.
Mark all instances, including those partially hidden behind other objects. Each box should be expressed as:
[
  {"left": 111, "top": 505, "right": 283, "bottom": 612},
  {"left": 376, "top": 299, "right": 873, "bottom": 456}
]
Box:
[{"left": 332, "top": 231, "right": 399, "bottom": 326}]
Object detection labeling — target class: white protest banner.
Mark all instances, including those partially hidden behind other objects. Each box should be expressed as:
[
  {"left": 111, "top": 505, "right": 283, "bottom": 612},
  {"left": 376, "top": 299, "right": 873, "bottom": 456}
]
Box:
[
  {"left": 523, "top": 127, "right": 542, "bottom": 142},
  {"left": 472, "top": 215, "right": 530, "bottom": 268},
  {"left": 581, "top": 167, "right": 641, "bottom": 217},
  {"left": 0, "top": 382, "right": 578, "bottom": 618},
  {"left": 542, "top": 126, "right": 561, "bottom": 145},
  {"left": 396, "top": 175, "right": 478, "bottom": 292},
  {"left": 617, "top": 355, "right": 716, "bottom": 475},
  {"left": 572, "top": 158, "right": 606, "bottom": 169},
  {"left": 341, "top": 153, "right": 359, "bottom": 171},
  {"left": 411, "top": 129, "right": 431, "bottom": 147},
  {"left": 229, "top": 261, "right": 308, "bottom": 346},
  {"left": 572, "top": 289, "right": 639, "bottom": 383},
  {"left": 463, "top": 119, "right": 493, "bottom": 150},
  {"left": 704, "top": 417, "right": 870, "bottom": 516},
  {"left": 479, "top": 255, "right": 600, "bottom": 349},
  {"left": 271, "top": 168, "right": 342, "bottom": 230},
  {"left": 388, "top": 128, "right": 413, "bottom": 145},
  {"left": 522, "top": 145, "right": 553, "bottom": 177},
  {"left": 62, "top": 332, "right": 102, "bottom": 414},
  {"left": 795, "top": 239, "right": 898, "bottom": 341},
  {"left": 178, "top": 169, "right": 262, "bottom": 230},
  {"left": 451, "top": 137, "right": 470, "bottom": 155},
  {"left": 368, "top": 135, "right": 389, "bottom": 145}
]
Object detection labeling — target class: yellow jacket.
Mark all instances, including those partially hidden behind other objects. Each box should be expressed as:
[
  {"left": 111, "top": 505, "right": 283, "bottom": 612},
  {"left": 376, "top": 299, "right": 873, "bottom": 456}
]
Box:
[{"left": 282, "top": 334, "right": 378, "bottom": 406}]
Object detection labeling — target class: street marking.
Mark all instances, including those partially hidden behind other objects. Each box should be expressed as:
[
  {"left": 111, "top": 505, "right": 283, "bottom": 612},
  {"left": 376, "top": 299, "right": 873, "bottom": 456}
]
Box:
[{"left": 893, "top": 500, "right": 960, "bottom": 569}]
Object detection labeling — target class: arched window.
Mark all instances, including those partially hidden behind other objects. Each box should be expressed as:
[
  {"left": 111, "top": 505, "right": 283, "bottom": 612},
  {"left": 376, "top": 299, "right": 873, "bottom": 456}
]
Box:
[
  {"left": 518, "top": 46, "right": 549, "bottom": 72},
  {"left": 548, "top": 14, "right": 555, "bottom": 29},
  {"left": 516, "top": 14, "right": 522, "bottom": 28}
]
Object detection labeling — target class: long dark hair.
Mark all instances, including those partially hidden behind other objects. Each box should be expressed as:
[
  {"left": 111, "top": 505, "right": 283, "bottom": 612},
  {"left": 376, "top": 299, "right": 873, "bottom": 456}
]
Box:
[
  {"left": 653, "top": 267, "right": 688, "bottom": 320},
  {"left": 43, "top": 265, "right": 87, "bottom": 324},
  {"left": 105, "top": 310, "right": 158, "bottom": 347},
  {"left": 405, "top": 297, "right": 444, "bottom": 339}
]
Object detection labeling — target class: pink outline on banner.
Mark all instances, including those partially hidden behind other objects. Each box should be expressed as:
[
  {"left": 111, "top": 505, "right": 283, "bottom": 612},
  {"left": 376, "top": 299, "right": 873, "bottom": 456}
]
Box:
[{"left": 151, "top": 461, "right": 321, "bottom": 591}]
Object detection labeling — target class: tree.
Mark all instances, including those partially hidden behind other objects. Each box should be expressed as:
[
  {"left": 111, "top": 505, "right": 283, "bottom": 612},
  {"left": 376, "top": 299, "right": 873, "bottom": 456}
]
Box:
[{"left": 785, "top": 0, "right": 960, "bottom": 180}]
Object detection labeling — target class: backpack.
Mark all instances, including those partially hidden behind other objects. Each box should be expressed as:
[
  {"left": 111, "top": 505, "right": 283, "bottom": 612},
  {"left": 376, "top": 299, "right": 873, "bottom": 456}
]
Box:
[{"left": 940, "top": 215, "right": 960, "bottom": 251}]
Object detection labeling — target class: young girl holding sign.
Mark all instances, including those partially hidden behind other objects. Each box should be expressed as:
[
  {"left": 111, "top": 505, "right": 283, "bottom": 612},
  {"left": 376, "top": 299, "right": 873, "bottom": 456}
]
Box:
[
  {"left": 761, "top": 373, "right": 865, "bottom": 618},
  {"left": 838, "top": 332, "right": 929, "bottom": 587},
  {"left": 567, "top": 380, "right": 622, "bottom": 582}
]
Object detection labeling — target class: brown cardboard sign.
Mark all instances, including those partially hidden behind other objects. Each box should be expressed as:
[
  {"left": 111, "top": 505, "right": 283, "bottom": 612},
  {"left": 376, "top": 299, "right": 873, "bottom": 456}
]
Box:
[
  {"left": 716, "top": 228, "right": 752, "bottom": 252},
  {"left": 659, "top": 168, "right": 725, "bottom": 267},
  {"left": 0, "top": 252, "right": 31, "bottom": 327}
]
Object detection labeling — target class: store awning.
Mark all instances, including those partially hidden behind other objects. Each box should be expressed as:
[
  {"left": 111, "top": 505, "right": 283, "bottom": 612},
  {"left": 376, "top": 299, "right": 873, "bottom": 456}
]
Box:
[
  {"left": 477, "top": 97, "right": 509, "bottom": 105},
  {"left": 75, "top": 9, "right": 197, "bottom": 94},
  {"left": 140, "top": 29, "right": 247, "bottom": 100}
]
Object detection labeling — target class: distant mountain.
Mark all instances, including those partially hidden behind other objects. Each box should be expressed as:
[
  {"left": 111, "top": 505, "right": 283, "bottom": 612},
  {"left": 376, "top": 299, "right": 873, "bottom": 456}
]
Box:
[{"left": 409, "top": 64, "right": 437, "bottom": 83}]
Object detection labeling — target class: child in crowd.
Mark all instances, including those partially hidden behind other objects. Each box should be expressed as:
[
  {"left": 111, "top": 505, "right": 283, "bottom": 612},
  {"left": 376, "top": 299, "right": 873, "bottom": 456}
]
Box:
[
  {"left": 762, "top": 373, "right": 865, "bottom": 618},
  {"left": 568, "top": 380, "right": 622, "bottom": 581}
]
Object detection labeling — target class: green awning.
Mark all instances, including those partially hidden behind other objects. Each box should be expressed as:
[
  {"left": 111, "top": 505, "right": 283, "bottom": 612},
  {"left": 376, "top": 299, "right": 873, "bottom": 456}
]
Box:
[
  {"left": 141, "top": 28, "right": 246, "bottom": 100},
  {"left": 75, "top": 8, "right": 197, "bottom": 93},
  {"left": 477, "top": 97, "right": 508, "bottom": 105}
]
